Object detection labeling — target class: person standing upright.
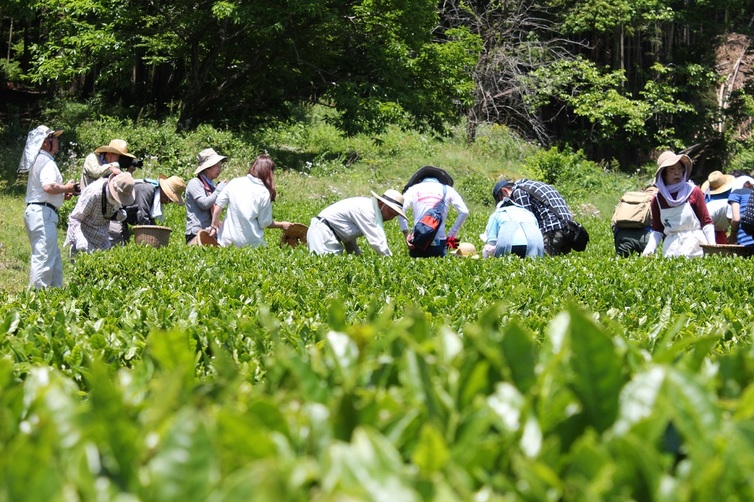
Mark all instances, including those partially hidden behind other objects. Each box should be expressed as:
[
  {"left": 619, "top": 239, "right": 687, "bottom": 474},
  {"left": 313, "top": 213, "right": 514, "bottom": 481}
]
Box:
[{"left": 20, "top": 125, "right": 77, "bottom": 288}]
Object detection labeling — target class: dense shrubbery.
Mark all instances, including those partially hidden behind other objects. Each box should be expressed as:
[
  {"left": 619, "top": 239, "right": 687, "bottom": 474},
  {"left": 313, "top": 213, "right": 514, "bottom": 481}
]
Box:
[{"left": 2, "top": 237, "right": 754, "bottom": 499}]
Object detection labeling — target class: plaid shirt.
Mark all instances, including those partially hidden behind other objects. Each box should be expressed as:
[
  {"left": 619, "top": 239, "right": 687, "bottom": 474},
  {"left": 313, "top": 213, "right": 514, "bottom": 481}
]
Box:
[
  {"left": 510, "top": 179, "right": 572, "bottom": 234},
  {"left": 65, "top": 178, "right": 119, "bottom": 251}
]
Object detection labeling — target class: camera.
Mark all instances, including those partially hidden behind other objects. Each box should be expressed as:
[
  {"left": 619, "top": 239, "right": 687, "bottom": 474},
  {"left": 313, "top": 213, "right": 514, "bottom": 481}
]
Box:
[
  {"left": 72, "top": 182, "right": 81, "bottom": 195},
  {"left": 109, "top": 207, "right": 128, "bottom": 222},
  {"left": 119, "top": 156, "right": 144, "bottom": 171}
]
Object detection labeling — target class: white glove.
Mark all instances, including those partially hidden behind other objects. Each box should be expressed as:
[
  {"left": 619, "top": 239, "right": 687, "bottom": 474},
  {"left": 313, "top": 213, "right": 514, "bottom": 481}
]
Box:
[
  {"left": 642, "top": 231, "right": 663, "bottom": 256},
  {"left": 702, "top": 224, "right": 716, "bottom": 245}
]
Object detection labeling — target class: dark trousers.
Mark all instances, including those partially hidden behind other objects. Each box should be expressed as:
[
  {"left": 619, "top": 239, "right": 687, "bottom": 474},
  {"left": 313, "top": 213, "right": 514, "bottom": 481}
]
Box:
[
  {"left": 613, "top": 227, "right": 651, "bottom": 257},
  {"left": 409, "top": 240, "right": 447, "bottom": 258},
  {"left": 543, "top": 229, "right": 571, "bottom": 256}
]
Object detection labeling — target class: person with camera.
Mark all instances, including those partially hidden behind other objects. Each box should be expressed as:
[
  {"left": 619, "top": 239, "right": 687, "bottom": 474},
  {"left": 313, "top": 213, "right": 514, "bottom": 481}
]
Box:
[
  {"left": 65, "top": 173, "right": 136, "bottom": 255},
  {"left": 20, "top": 125, "right": 79, "bottom": 288},
  {"left": 80, "top": 139, "right": 141, "bottom": 189}
]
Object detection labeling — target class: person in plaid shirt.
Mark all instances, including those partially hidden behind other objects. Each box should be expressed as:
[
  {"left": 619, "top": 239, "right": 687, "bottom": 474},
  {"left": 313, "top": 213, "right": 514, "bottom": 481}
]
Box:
[
  {"left": 65, "top": 173, "right": 136, "bottom": 254},
  {"left": 493, "top": 178, "right": 575, "bottom": 256}
]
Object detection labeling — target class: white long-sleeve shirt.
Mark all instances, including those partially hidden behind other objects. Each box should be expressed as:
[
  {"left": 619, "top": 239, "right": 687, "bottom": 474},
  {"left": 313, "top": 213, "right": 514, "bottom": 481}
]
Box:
[
  {"left": 215, "top": 175, "right": 272, "bottom": 248},
  {"left": 318, "top": 197, "right": 392, "bottom": 255},
  {"left": 399, "top": 178, "right": 469, "bottom": 239}
]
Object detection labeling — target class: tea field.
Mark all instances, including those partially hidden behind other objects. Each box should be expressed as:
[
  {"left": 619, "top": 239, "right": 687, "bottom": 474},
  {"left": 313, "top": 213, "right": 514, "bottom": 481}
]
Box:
[{"left": 3, "top": 197, "right": 754, "bottom": 500}]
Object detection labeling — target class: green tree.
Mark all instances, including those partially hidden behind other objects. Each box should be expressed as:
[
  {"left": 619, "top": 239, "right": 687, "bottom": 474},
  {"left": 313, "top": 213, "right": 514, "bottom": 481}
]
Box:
[{"left": 18, "top": 0, "right": 480, "bottom": 135}]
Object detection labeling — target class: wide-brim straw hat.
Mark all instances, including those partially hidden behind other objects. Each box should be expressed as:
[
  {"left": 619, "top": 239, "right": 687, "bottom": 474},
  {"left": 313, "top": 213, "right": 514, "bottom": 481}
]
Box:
[
  {"left": 371, "top": 189, "right": 407, "bottom": 219},
  {"left": 95, "top": 139, "right": 136, "bottom": 158},
  {"left": 108, "top": 173, "right": 136, "bottom": 206},
  {"left": 655, "top": 150, "right": 692, "bottom": 180},
  {"left": 700, "top": 171, "right": 736, "bottom": 194},
  {"left": 194, "top": 148, "right": 227, "bottom": 175},
  {"left": 158, "top": 174, "right": 186, "bottom": 205},
  {"left": 402, "top": 165, "right": 454, "bottom": 193},
  {"left": 451, "top": 242, "right": 479, "bottom": 258},
  {"left": 280, "top": 223, "right": 309, "bottom": 248}
]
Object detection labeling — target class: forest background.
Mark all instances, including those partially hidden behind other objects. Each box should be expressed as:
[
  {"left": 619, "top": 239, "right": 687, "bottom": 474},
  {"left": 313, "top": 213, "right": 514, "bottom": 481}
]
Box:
[{"left": 2, "top": 0, "right": 754, "bottom": 170}]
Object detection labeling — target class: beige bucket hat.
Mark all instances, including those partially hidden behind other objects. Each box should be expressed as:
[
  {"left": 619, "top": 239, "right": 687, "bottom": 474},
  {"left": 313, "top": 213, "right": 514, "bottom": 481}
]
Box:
[
  {"left": 95, "top": 139, "right": 136, "bottom": 158},
  {"left": 108, "top": 173, "right": 136, "bottom": 206},
  {"left": 655, "top": 150, "right": 692, "bottom": 180},
  {"left": 158, "top": 174, "right": 186, "bottom": 205},
  {"left": 194, "top": 148, "right": 227, "bottom": 175},
  {"left": 371, "top": 189, "right": 406, "bottom": 219}
]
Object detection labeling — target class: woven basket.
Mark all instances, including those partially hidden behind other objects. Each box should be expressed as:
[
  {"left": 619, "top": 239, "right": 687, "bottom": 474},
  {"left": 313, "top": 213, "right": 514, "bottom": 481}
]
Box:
[
  {"left": 280, "top": 223, "right": 309, "bottom": 248},
  {"left": 132, "top": 225, "right": 172, "bottom": 248},
  {"left": 701, "top": 244, "right": 754, "bottom": 257},
  {"left": 188, "top": 229, "right": 219, "bottom": 247}
]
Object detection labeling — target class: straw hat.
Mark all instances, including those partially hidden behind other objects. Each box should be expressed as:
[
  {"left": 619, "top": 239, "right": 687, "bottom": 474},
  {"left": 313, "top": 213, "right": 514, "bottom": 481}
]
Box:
[
  {"left": 158, "top": 174, "right": 186, "bottom": 205},
  {"left": 108, "top": 173, "right": 136, "bottom": 206},
  {"left": 194, "top": 148, "right": 227, "bottom": 175},
  {"left": 655, "top": 150, "right": 692, "bottom": 179},
  {"left": 700, "top": 171, "right": 736, "bottom": 195},
  {"left": 280, "top": 223, "right": 309, "bottom": 248},
  {"left": 95, "top": 139, "right": 136, "bottom": 158},
  {"left": 451, "top": 242, "right": 479, "bottom": 258},
  {"left": 371, "top": 189, "right": 406, "bottom": 219}
]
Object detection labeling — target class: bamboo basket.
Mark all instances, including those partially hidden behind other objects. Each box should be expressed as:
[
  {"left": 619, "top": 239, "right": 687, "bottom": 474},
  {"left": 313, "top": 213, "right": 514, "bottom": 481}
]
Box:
[
  {"left": 280, "top": 223, "right": 309, "bottom": 248},
  {"left": 132, "top": 225, "right": 172, "bottom": 248},
  {"left": 701, "top": 244, "right": 754, "bottom": 257},
  {"left": 188, "top": 229, "right": 218, "bottom": 247}
]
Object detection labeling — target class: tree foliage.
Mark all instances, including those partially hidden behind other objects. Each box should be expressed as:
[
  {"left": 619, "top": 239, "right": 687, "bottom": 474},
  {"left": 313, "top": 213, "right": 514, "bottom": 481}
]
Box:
[
  {"left": 4, "top": 0, "right": 480, "bottom": 134},
  {"left": 2, "top": 0, "right": 754, "bottom": 166}
]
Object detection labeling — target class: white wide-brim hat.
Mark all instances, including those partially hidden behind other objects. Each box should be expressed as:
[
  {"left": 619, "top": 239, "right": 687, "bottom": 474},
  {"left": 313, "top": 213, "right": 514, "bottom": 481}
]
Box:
[{"left": 371, "top": 189, "right": 406, "bottom": 219}]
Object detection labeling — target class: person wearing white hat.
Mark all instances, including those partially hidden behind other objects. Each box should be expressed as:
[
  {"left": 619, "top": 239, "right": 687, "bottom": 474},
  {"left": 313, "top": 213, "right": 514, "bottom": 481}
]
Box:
[
  {"left": 22, "top": 125, "right": 78, "bottom": 288},
  {"left": 307, "top": 189, "right": 406, "bottom": 255},
  {"left": 399, "top": 166, "right": 469, "bottom": 258},
  {"left": 65, "top": 173, "right": 137, "bottom": 254},
  {"left": 642, "top": 150, "right": 715, "bottom": 257},
  {"left": 80, "top": 138, "right": 137, "bottom": 189},
  {"left": 701, "top": 170, "right": 736, "bottom": 244},
  {"left": 185, "top": 148, "right": 227, "bottom": 243}
]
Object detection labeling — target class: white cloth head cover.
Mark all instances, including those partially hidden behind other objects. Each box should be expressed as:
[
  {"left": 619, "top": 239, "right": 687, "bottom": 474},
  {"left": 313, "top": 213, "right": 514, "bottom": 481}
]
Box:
[{"left": 18, "top": 125, "right": 60, "bottom": 174}]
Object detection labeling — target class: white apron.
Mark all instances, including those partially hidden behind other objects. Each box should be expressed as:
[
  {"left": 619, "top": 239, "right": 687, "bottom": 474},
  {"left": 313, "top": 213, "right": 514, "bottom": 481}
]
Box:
[{"left": 659, "top": 203, "right": 705, "bottom": 257}]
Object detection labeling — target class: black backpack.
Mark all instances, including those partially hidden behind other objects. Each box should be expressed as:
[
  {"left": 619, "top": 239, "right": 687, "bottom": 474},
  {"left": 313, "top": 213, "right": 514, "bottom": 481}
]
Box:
[{"left": 410, "top": 185, "right": 447, "bottom": 250}]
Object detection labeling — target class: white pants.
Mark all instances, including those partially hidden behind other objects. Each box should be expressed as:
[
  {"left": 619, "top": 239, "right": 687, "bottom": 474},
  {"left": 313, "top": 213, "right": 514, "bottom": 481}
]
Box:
[
  {"left": 24, "top": 204, "right": 63, "bottom": 289},
  {"left": 307, "top": 217, "right": 344, "bottom": 255}
]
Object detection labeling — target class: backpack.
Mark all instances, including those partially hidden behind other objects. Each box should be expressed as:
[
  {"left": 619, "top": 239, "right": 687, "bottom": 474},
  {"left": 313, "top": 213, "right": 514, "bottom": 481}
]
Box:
[
  {"left": 741, "top": 193, "right": 754, "bottom": 235},
  {"left": 611, "top": 187, "right": 658, "bottom": 229},
  {"left": 410, "top": 185, "right": 447, "bottom": 251}
]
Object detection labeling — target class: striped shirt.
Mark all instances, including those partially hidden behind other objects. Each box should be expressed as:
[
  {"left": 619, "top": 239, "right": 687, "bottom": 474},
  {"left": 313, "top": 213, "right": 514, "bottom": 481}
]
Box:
[{"left": 730, "top": 188, "right": 754, "bottom": 247}]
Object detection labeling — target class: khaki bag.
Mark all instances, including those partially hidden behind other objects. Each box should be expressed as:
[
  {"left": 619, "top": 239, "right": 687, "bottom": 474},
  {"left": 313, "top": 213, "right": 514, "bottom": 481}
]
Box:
[{"left": 611, "top": 187, "right": 658, "bottom": 229}]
